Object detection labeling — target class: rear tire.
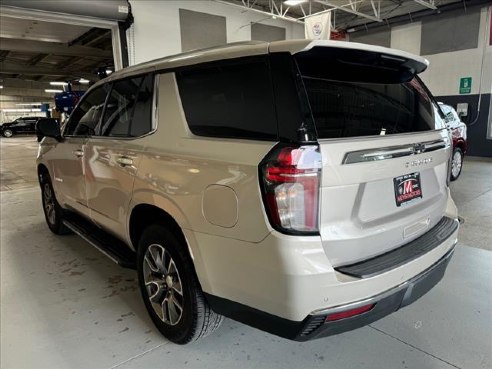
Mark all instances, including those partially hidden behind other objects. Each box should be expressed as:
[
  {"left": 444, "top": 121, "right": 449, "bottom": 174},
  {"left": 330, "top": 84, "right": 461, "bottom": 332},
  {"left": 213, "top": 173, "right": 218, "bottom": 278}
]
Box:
[
  {"left": 450, "top": 147, "right": 463, "bottom": 181},
  {"left": 40, "top": 173, "right": 71, "bottom": 235},
  {"left": 137, "top": 224, "right": 223, "bottom": 344},
  {"left": 2, "top": 129, "right": 13, "bottom": 138}
]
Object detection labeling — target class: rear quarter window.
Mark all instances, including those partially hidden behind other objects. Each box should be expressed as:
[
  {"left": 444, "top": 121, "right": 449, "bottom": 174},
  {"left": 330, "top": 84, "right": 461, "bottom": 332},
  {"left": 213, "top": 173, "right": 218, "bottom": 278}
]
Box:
[{"left": 175, "top": 57, "right": 277, "bottom": 140}]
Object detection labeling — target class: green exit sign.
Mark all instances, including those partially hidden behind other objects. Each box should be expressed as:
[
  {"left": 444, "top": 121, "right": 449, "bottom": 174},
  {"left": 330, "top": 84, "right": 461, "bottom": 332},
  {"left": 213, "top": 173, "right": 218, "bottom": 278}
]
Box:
[{"left": 459, "top": 77, "right": 472, "bottom": 94}]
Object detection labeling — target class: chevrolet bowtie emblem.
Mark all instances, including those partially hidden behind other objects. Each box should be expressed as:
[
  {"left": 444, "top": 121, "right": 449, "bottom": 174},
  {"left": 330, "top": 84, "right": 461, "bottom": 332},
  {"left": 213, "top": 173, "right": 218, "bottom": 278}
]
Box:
[{"left": 413, "top": 143, "right": 426, "bottom": 154}]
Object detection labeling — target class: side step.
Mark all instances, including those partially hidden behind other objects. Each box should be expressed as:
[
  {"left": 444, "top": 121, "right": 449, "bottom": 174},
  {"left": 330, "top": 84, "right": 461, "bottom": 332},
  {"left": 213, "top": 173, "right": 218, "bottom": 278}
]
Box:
[{"left": 63, "top": 212, "right": 136, "bottom": 269}]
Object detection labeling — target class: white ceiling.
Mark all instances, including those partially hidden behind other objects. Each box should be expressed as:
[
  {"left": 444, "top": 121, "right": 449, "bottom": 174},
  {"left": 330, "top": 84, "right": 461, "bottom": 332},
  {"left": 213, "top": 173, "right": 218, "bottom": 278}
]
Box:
[{"left": 0, "top": 17, "right": 91, "bottom": 43}]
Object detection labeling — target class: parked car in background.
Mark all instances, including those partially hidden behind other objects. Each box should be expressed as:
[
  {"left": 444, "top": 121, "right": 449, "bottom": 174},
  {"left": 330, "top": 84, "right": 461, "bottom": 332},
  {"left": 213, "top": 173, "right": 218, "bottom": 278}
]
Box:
[
  {"left": 36, "top": 40, "right": 459, "bottom": 344},
  {"left": 439, "top": 103, "right": 467, "bottom": 181},
  {"left": 1, "top": 116, "right": 41, "bottom": 137}
]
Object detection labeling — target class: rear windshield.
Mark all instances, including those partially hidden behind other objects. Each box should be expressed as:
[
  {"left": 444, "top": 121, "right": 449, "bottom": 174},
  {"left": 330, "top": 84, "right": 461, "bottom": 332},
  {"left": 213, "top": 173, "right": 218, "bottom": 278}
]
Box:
[{"left": 296, "top": 51, "right": 439, "bottom": 139}]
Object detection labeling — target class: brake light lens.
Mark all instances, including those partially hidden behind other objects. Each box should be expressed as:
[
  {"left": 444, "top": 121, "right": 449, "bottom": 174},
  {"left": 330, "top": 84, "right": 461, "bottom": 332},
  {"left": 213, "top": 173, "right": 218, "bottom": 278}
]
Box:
[{"left": 260, "top": 144, "right": 322, "bottom": 234}]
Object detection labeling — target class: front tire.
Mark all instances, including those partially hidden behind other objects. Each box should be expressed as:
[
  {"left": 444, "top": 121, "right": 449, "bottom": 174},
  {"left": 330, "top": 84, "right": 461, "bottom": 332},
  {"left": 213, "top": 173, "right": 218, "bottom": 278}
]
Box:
[
  {"left": 137, "top": 224, "right": 223, "bottom": 344},
  {"left": 450, "top": 147, "right": 464, "bottom": 181},
  {"left": 2, "top": 129, "right": 13, "bottom": 138},
  {"left": 40, "top": 174, "right": 71, "bottom": 235}
]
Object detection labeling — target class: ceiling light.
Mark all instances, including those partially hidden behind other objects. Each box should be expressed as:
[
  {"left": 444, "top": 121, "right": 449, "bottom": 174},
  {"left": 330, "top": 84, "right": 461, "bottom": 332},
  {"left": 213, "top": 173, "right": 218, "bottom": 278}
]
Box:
[
  {"left": 1, "top": 108, "right": 42, "bottom": 112},
  {"left": 16, "top": 103, "right": 43, "bottom": 106},
  {"left": 0, "top": 86, "right": 3, "bottom": 89},
  {"left": 45, "top": 89, "right": 63, "bottom": 93},
  {"left": 78, "top": 78, "right": 90, "bottom": 84},
  {"left": 105, "top": 69, "right": 113, "bottom": 75},
  {"left": 283, "top": 0, "right": 307, "bottom": 6},
  {"left": 50, "top": 81, "right": 68, "bottom": 86}
]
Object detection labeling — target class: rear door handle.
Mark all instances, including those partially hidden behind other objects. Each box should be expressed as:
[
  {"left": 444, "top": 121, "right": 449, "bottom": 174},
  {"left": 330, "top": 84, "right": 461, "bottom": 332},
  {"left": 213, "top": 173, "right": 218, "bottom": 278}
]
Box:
[
  {"left": 116, "top": 156, "right": 134, "bottom": 167},
  {"left": 73, "top": 149, "right": 84, "bottom": 158}
]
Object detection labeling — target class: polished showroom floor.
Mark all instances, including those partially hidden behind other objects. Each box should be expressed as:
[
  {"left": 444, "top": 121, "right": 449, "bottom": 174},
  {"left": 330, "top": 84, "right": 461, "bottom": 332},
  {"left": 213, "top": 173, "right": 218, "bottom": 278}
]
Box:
[{"left": 1, "top": 136, "right": 491, "bottom": 369}]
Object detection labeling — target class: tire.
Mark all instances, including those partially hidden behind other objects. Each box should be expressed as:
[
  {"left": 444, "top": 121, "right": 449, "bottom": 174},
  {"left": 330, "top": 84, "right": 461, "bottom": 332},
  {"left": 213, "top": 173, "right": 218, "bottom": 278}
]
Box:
[
  {"left": 450, "top": 147, "right": 464, "bottom": 181},
  {"left": 2, "top": 129, "right": 13, "bottom": 138},
  {"left": 40, "top": 173, "right": 71, "bottom": 235},
  {"left": 137, "top": 224, "right": 223, "bottom": 344}
]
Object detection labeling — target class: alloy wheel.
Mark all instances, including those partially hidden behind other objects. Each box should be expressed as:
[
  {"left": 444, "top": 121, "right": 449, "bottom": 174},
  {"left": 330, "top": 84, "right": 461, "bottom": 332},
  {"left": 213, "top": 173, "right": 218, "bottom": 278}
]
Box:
[
  {"left": 3, "top": 130, "right": 13, "bottom": 138},
  {"left": 43, "top": 183, "right": 56, "bottom": 225},
  {"left": 143, "top": 244, "right": 184, "bottom": 326},
  {"left": 451, "top": 151, "right": 462, "bottom": 178}
]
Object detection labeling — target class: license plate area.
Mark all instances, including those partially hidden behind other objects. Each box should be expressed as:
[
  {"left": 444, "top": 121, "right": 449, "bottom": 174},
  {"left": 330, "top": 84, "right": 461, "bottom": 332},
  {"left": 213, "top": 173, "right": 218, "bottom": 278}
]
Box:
[{"left": 393, "top": 172, "right": 422, "bottom": 207}]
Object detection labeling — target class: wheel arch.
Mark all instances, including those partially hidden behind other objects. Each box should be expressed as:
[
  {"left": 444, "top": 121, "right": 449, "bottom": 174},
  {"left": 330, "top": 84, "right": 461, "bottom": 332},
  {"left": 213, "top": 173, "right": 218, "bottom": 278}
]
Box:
[
  {"left": 129, "top": 203, "right": 186, "bottom": 251},
  {"left": 454, "top": 140, "right": 467, "bottom": 154},
  {"left": 128, "top": 202, "right": 209, "bottom": 291},
  {"left": 37, "top": 163, "right": 50, "bottom": 183}
]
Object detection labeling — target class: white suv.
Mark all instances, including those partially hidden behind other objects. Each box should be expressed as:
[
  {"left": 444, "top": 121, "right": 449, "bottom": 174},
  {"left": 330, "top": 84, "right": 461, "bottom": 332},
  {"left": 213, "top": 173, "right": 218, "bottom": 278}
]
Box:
[{"left": 36, "top": 40, "right": 459, "bottom": 344}]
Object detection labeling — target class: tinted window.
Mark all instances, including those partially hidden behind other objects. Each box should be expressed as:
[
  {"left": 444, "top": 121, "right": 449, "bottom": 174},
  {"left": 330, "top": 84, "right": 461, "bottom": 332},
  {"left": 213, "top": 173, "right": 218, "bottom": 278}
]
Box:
[
  {"left": 98, "top": 74, "right": 154, "bottom": 138},
  {"left": 131, "top": 75, "right": 154, "bottom": 137},
  {"left": 301, "top": 77, "right": 435, "bottom": 139},
  {"left": 176, "top": 58, "right": 277, "bottom": 140},
  {"left": 65, "top": 85, "right": 110, "bottom": 136},
  {"left": 15, "top": 118, "right": 37, "bottom": 124},
  {"left": 101, "top": 77, "right": 142, "bottom": 137}
]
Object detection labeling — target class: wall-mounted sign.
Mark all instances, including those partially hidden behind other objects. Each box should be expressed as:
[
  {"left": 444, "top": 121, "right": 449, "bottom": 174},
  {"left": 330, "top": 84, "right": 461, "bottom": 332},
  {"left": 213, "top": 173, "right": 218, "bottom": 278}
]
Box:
[{"left": 459, "top": 77, "right": 472, "bottom": 94}]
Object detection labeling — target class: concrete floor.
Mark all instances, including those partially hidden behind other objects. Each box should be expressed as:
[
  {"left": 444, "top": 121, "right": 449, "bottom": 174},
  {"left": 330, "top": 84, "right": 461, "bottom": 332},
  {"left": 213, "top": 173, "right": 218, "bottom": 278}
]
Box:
[{"left": 1, "top": 136, "right": 491, "bottom": 369}]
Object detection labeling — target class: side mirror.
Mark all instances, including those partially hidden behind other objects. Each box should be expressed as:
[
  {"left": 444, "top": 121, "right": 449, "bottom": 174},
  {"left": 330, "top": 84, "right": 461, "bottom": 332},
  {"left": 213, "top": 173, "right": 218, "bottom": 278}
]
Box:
[{"left": 36, "top": 118, "right": 61, "bottom": 141}]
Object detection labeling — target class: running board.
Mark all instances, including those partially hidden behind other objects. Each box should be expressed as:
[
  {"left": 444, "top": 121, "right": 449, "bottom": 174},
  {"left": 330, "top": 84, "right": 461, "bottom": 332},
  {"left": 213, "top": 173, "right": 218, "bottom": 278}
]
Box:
[{"left": 63, "top": 212, "right": 136, "bottom": 269}]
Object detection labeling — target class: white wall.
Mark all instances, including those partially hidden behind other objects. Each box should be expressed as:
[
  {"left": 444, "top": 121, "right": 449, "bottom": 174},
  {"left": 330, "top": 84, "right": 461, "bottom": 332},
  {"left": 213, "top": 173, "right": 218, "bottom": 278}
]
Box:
[
  {"left": 389, "top": 6, "right": 491, "bottom": 97},
  {"left": 127, "top": 0, "right": 304, "bottom": 65}
]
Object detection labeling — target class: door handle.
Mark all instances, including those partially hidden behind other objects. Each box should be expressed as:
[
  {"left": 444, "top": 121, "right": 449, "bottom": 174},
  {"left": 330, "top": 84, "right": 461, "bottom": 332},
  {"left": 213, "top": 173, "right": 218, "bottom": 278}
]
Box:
[
  {"left": 116, "top": 156, "right": 134, "bottom": 167},
  {"left": 73, "top": 149, "right": 84, "bottom": 158}
]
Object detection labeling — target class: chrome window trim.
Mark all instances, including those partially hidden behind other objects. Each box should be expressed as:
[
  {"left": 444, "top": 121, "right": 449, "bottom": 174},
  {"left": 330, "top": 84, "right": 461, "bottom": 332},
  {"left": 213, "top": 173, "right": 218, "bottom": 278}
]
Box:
[{"left": 342, "top": 138, "right": 449, "bottom": 165}]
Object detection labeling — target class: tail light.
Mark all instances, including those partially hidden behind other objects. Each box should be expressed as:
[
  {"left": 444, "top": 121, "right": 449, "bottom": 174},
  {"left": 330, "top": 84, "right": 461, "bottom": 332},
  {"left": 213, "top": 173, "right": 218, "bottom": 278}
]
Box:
[{"left": 259, "top": 144, "right": 322, "bottom": 234}]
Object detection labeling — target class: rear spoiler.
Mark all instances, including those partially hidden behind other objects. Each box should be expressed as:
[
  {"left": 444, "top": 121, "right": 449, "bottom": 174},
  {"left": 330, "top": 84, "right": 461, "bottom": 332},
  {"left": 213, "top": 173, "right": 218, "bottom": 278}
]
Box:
[{"left": 293, "top": 41, "right": 429, "bottom": 83}]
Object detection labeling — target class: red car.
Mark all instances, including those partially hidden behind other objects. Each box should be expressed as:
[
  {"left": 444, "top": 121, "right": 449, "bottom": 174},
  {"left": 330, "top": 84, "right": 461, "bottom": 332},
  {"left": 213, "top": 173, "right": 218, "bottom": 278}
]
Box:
[{"left": 439, "top": 103, "right": 467, "bottom": 181}]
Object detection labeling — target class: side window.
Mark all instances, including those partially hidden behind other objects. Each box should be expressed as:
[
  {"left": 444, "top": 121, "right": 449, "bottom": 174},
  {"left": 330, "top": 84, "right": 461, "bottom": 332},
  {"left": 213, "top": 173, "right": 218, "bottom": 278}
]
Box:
[
  {"left": 65, "top": 85, "right": 110, "bottom": 136},
  {"left": 131, "top": 74, "right": 154, "bottom": 137},
  {"left": 175, "top": 58, "right": 277, "bottom": 140},
  {"left": 99, "top": 74, "right": 154, "bottom": 138},
  {"left": 101, "top": 77, "right": 142, "bottom": 137}
]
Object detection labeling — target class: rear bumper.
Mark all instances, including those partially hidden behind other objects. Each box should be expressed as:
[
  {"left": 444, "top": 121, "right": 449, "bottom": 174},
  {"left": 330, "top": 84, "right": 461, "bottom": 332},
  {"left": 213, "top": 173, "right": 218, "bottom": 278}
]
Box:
[
  {"left": 335, "top": 216, "right": 458, "bottom": 278},
  {"left": 205, "top": 244, "right": 456, "bottom": 341},
  {"left": 299, "top": 244, "right": 455, "bottom": 341}
]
